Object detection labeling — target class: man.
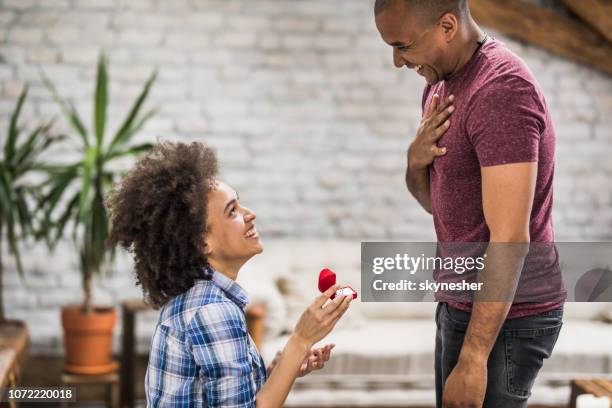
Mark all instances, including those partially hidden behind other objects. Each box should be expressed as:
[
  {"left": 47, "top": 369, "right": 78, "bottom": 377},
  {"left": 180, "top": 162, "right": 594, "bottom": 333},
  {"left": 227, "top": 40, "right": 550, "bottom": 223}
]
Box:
[{"left": 374, "top": 1, "right": 566, "bottom": 407}]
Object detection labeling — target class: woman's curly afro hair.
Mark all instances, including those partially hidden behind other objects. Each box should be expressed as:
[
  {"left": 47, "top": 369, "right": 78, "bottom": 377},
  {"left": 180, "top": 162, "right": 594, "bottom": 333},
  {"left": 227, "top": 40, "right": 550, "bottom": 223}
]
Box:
[{"left": 106, "top": 141, "right": 218, "bottom": 308}]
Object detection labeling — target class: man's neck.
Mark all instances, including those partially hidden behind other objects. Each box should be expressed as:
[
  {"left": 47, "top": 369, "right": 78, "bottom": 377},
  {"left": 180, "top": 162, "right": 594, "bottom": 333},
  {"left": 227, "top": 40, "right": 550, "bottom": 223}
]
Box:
[{"left": 446, "top": 20, "right": 485, "bottom": 80}]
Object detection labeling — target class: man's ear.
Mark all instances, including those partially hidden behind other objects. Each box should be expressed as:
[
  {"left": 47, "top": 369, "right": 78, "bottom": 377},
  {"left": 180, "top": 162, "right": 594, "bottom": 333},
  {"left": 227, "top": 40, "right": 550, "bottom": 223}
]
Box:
[{"left": 439, "top": 13, "right": 458, "bottom": 42}]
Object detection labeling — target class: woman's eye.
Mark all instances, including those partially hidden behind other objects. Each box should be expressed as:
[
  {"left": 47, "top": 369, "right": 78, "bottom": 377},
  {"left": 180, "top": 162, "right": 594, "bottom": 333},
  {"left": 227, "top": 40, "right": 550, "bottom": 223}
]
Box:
[{"left": 230, "top": 207, "right": 237, "bottom": 216}]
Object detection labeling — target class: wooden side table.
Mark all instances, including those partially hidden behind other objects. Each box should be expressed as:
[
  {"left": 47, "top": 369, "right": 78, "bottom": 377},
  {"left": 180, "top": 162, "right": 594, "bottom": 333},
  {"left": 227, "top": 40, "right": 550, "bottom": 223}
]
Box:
[
  {"left": 569, "top": 378, "right": 612, "bottom": 408},
  {"left": 0, "top": 322, "right": 29, "bottom": 408},
  {"left": 61, "top": 370, "right": 120, "bottom": 408}
]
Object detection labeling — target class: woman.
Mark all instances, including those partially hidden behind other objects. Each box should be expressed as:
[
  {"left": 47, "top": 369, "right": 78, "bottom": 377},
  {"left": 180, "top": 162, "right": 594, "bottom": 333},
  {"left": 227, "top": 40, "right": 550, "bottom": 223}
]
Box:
[{"left": 107, "top": 141, "right": 352, "bottom": 407}]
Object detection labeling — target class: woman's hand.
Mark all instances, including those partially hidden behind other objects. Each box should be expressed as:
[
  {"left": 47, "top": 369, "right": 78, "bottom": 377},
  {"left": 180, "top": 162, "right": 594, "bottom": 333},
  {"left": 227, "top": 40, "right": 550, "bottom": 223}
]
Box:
[
  {"left": 292, "top": 284, "right": 353, "bottom": 348},
  {"left": 268, "top": 344, "right": 335, "bottom": 377},
  {"left": 299, "top": 344, "right": 334, "bottom": 376},
  {"left": 256, "top": 286, "right": 351, "bottom": 408}
]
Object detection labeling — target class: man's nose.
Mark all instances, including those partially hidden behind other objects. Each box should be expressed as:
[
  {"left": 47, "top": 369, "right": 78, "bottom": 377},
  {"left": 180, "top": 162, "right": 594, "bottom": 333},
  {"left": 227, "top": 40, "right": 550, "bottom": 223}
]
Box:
[{"left": 393, "top": 47, "right": 406, "bottom": 68}]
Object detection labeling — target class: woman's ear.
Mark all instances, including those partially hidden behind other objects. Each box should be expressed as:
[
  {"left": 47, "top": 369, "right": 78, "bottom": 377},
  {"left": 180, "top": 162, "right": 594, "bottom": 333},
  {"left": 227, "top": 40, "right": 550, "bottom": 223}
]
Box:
[{"left": 204, "top": 240, "right": 213, "bottom": 256}]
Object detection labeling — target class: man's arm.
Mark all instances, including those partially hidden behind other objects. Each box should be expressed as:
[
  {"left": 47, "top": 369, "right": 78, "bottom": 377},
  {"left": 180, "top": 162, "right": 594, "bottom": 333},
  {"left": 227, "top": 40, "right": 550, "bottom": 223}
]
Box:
[
  {"left": 442, "top": 161, "right": 537, "bottom": 408},
  {"left": 406, "top": 94, "right": 455, "bottom": 214},
  {"left": 405, "top": 153, "right": 432, "bottom": 213}
]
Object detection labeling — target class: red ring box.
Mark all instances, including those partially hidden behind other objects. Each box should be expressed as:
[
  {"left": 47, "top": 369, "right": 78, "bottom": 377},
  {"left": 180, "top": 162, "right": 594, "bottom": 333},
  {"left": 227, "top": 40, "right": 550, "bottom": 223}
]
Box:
[{"left": 318, "top": 268, "right": 357, "bottom": 299}]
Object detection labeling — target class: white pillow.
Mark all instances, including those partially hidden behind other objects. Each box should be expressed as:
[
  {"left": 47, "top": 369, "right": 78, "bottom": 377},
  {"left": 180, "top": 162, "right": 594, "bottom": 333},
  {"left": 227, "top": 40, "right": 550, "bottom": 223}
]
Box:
[{"left": 238, "top": 263, "right": 288, "bottom": 340}]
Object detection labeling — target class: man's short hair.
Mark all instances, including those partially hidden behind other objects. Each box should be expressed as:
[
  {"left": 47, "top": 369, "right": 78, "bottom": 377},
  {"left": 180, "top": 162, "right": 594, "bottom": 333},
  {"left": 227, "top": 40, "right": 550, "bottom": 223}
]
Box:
[{"left": 374, "top": 0, "right": 468, "bottom": 24}]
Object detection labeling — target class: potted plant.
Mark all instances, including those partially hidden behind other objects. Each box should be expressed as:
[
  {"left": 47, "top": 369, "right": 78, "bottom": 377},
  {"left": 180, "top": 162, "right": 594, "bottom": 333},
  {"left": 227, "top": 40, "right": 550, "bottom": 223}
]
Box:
[
  {"left": 0, "top": 85, "right": 61, "bottom": 385},
  {"left": 40, "top": 53, "right": 156, "bottom": 374},
  {"left": 0, "top": 85, "right": 59, "bottom": 325}
]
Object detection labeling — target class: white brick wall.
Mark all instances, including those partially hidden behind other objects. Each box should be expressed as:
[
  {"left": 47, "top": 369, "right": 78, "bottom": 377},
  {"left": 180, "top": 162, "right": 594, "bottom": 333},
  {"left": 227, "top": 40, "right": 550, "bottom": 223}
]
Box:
[{"left": 0, "top": 0, "right": 611, "bottom": 353}]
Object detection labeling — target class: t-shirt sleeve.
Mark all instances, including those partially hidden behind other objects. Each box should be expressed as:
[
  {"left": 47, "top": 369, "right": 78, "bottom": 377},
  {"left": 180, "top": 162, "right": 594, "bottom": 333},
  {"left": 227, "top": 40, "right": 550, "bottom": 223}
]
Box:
[
  {"left": 186, "top": 302, "right": 257, "bottom": 408},
  {"left": 465, "top": 75, "right": 546, "bottom": 167}
]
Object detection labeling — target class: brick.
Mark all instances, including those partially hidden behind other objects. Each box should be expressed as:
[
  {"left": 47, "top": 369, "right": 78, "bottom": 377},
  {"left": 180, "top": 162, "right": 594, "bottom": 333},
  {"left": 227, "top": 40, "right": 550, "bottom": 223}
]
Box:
[
  {"left": 282, "top": 34, "right": 314, "bottom": 48},
  {"left": 119, "top": 29, "right": 163, "bottom": 46},
  {"left": 74, "top": 0, "right": 115, "bottom": 9},
  {"left": 2, "top": 79, "right": 27, "bottom": 98},
  {"left": 322, "top": 19, "right": 361, "bottom": 33},
  {"left": 0, "top": 11, "right": 16, "bottom": 25},
  {"left": 26, "top": 48, "right": 59, "bottom": 63},
  {"left": 227, "top": 15, "right": 270, "bottom": 31},
  {"left": 7, "top": 28, "right": 43, "bottom": 44},
  {"left": 186, "top": 12, "right": 224, "bottom": 30},
  {"left": 275, "top": 17, "right": 318, "bottom": 32},
  {"left": 291, "top": 2, "right": 337, "bottom": 16},
  {"left": 61, "top": 47, "right": 99, "bottom": 64},
  {"left": 165, "top": 32, "right": 210, "bottom": 50},
  {"left": 2, "top": 0, "right": 36, "bottom": 10},
  {"left": 18, "top": 10, "right": 60, "bottom": 25},
  {"left": 38, "top": 0, "right": 71, "bottom": 9},
  {"left": 46, "top": 27, "right": 81, "bottom": 44},
  {"left": 115, "top": 0, "right": 154, "bottom": 10},
  {"left": 214, "top": 32, "right": 257, "bottom": 48},
  {"left": 175, "top": 115, "right": 209, "bottom": 133},
  {"left": 56, "top": 11, "right": 110, "bottom": 28},
  {"left": 0, "top": 65, "right": 14, "bottom": 80}
]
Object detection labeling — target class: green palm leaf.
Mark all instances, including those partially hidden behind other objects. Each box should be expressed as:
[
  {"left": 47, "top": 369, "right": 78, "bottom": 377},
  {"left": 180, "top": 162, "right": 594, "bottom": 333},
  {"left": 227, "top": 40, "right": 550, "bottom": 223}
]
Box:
[
  {"left": 41, "top": 72, "right": 89, "bottom": 147},
  {"left": 5, "top": 86, "right": 28, "bottom": 164},
  {"left": 108, "top": 70, "right": 157, "bottom": 154},
  {"left": 76, "top": 147, "right": 97, "bottom": 223},
  {"left": 94, "top": 53, "right": 108, "bottom": 148}
]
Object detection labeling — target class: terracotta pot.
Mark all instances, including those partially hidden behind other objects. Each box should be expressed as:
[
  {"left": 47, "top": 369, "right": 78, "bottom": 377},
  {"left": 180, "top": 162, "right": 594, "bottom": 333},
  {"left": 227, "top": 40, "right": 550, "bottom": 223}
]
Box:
[{"left": 61, "top": 305, "right": 118, "bottom": 374}]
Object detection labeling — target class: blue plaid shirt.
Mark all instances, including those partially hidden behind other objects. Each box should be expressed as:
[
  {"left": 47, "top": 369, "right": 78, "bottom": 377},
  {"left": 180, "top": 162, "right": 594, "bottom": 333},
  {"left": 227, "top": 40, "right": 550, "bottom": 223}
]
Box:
[{"left": 145, "top": 267, "right": 267, "bottom": 407}]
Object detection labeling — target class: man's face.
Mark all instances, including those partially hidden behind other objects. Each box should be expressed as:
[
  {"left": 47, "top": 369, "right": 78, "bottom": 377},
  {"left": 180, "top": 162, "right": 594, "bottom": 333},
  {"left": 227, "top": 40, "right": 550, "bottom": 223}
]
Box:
[
  {"left": 205, "top": 181, "right": 263, "bottom": 265},
  {"left": 375, "top": 1, "right": 450, "bottom": 85}
]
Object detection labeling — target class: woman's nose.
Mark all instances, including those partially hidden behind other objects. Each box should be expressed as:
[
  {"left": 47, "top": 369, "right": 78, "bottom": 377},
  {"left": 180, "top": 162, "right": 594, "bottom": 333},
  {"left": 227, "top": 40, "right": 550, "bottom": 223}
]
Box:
[{"left": 244, "top": 207, "right": 256, "bottom": 221}]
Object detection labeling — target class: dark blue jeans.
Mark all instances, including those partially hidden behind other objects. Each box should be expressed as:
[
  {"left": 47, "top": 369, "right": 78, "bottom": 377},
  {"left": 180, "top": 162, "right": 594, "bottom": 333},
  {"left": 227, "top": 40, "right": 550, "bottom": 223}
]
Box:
[{"left": 435, "top": 302, "right": 563, "bottom": 408}]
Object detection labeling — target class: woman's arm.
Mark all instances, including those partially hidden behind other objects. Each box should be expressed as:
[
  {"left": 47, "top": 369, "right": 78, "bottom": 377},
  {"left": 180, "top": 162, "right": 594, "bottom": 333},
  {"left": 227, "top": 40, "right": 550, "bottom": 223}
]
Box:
[{"left": 255, "top": 284, "right": 352, "bottom": 408}]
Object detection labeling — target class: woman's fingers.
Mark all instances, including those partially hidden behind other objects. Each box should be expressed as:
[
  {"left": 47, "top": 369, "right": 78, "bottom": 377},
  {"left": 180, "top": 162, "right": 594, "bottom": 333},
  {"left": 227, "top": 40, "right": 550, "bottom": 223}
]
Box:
[
  {"left": 321, "top": 293, "right": 345, "bottom": 316},
  {"left": 300, "top": 345, "right": 335, "bottom": 375},
  {"left": 313, "top": 348, "right": 323, "bottom": 368},
  {"left": 322, "top": 344, "right": 334, "bottom": 361},
  {"left": 313, "top": 284, "right": 341, "bottom": 308},
  {"left": 328, "top": 295, "right": 352, "bottom": 324}
]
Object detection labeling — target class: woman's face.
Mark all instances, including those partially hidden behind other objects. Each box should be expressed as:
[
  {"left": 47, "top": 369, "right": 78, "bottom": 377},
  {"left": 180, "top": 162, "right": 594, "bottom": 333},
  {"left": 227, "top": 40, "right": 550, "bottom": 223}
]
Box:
[{"left": 204, "top": 180, "right": 263, "bottom": 266}]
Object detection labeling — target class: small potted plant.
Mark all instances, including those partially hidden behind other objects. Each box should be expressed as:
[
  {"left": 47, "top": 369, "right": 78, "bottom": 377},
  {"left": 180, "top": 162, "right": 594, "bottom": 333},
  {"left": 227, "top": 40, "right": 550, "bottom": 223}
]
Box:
[{"left": 40, "top": 53, "right": 156, "bottom": 374}]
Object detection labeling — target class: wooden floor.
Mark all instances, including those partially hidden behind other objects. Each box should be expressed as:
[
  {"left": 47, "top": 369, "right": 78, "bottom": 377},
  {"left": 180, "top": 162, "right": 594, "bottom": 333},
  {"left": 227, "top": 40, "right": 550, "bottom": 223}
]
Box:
[{"left": 292, "top": 406, "right": 565, "bottom": 408}]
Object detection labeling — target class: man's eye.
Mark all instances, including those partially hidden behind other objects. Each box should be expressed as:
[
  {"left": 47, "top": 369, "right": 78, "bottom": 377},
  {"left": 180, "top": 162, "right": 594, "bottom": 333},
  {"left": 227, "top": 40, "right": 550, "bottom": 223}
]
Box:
[{"left": 230, "top": 207, "right": 237, "bottom": 216}]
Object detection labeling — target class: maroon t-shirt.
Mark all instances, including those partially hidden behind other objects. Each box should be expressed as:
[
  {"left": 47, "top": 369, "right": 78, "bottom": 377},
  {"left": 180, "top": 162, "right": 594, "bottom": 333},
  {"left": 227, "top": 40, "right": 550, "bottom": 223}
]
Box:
[{"left": 422, "top": 38, "right": 566, "bottom": 318}]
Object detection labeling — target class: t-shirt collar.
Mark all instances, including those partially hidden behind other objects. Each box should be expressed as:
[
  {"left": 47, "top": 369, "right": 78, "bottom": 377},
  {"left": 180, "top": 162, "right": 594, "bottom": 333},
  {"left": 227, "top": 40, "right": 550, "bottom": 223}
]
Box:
[{"left": 446, "top": 37, "right": 493, "bottom": 84}]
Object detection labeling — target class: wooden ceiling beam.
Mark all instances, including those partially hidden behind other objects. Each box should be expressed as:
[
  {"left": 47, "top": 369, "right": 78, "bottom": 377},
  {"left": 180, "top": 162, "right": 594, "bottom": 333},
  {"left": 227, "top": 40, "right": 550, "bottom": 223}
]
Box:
[
  {"left": 559, "top": 0, "right": 612, "bottom": 45},
  {"left": 469, "top": 0, "right": 612, "bottom": 75}
]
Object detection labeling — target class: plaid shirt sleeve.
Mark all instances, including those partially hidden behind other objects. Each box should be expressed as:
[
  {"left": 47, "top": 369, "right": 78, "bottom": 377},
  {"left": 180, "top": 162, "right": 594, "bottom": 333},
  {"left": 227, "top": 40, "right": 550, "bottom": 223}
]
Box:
[{"left": 186, "top": 301, "right": 259, "bottom": 407}]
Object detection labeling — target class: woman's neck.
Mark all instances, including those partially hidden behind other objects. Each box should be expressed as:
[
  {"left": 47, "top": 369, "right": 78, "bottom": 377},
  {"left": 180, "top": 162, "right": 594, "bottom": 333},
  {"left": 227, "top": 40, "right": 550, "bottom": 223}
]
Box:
[{"left": 208, "top": 258, "right": 243, "bottom": 281}]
